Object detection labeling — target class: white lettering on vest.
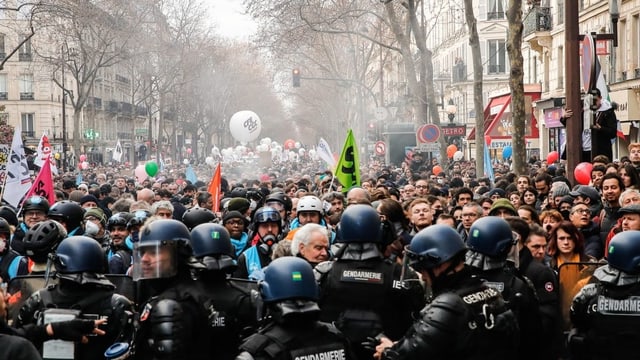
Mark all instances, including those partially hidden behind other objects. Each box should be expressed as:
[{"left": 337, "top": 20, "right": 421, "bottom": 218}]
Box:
[
  {"left": 295, "top": 349, "right": 346, "bottom": 360},
  {"left": 597, "top": 295, "right": 640, "bottom": 315},
  {"left": 462, "top": 287, "right": 500, "bottom": 304},
  {"left": 340, "top": 270, "right": 384, "bottom": 284}
]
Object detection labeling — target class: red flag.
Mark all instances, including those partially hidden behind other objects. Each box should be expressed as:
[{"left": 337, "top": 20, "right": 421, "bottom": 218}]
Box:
[
  {"left": 23, "top": 155, "right": 55, "bottom": 206},
  {"left": 207, "top": 163, "right": 221, "bottom": 212}
]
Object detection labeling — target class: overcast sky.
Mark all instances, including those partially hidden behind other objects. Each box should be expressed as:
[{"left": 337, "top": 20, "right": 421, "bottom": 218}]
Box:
[{"left": 209, "top": 0, "right": 257, "bottom": 40}]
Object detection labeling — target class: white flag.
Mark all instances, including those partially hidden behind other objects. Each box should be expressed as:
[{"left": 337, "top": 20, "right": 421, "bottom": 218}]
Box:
[
  {"left": 34, "top": 133, "right": 58, "bottom": 175},
  {"left": 3, "top": 127, "right": 32, "bottom": 207},
  {"left": 317, "top": 137, "right": 336, "bottom": 168},
  {"left": 112, "top": 139, "right": 123, "bottom": 162}
]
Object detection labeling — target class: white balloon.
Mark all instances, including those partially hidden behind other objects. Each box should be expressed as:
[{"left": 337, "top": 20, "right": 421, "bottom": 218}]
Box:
[
  {"left": 211, "top": 146, "right": 219, "bottom": 155},
  {"left": 183, "top": 159, "right": 189, "bottom": 165},
  {"left": 308, "top": 149, "right": 316, "bottom": 157},
  {"left": 453, "top": 150, "right": 464, "bottom": 161},
  {"left": 229, "top": 110, "right": 262, "bottom": 143},
  {"left": 298, "top": 148, "right": 306, "bottom": 155},
  {"left": 271, "top": 141, "right": 279, "bottom": 148},
  {"left": 294, "top": 141, "right": 301, "bottom": 149},
  {"left": 205, "top": 156, "right": 215, "bottom": 165}
]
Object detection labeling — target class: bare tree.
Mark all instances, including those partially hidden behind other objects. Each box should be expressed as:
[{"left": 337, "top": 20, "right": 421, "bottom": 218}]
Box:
[
  {"left": 507, "top": 0, "right": 526, "bottom": 175},
  {"left": 463, "top": 0, "right": 485, "bottom": 177}
]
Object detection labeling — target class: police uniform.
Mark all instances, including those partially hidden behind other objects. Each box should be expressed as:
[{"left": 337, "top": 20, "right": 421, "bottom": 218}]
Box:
[
  {"left": 570, "top": 265, "right": 640, "bottom": 358},
  {"left": 380, "top": 266, "right": 519, "bottom": 360},
  {"left": 315, "top": 243, "right": 425, "bottom": 359},
  {"left": 15, "top": 279, "right": 133, "bottom": 360}
]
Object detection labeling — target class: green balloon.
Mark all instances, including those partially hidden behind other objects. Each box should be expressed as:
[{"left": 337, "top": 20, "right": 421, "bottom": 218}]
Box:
[{"left": 145, "top": 161, "right": 159, "bottom": 177}]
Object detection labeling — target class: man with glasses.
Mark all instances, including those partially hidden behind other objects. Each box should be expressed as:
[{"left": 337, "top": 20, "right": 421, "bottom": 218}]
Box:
[
  {"left": 10, "top": 196, "right": 49, "bottom": 255},
  {"left": 457, "top": 202, "right": 482, "bottom": 242},
  {"left": 569, "top": 203, "right": 602, "bottom": 259},
  {"left": 402, "top": 184, "right": 416, "bottom": 201},
  {"left": 414, "top": 179, "right": 429, "bottom": 198},
  {"left": 222, "top": 211, "right": 250, "bottom": 258}
]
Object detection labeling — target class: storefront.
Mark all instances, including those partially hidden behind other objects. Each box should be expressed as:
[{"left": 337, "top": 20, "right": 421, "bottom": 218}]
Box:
[
  {"left": 468, "top": 85, "right": 541, "bottom": 160},
  {"left": 609, "top": 88, "right": 640, "bottom": 159}
]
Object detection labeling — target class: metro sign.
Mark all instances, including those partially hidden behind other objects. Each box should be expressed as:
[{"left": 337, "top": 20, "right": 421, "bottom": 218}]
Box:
[{"left": 441, "top": 126, "right": 466, "bottom": 137}]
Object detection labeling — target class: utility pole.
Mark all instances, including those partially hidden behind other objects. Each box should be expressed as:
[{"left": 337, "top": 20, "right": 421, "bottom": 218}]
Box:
[{"left": 565, "top": 0, "right": 581, "bottom": 185}]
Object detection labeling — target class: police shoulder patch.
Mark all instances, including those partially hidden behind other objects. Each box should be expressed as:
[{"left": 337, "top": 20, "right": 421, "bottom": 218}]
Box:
[{"left": 544, "top": 282, "right": 554, "bottom": 292}]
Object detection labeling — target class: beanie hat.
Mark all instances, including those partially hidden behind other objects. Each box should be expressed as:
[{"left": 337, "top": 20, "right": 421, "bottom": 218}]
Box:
[
  {"left": 84, "top": 207, "right": 107, "bottom": 227},
  {"left": 223, "top": 210, "right": 249, "bottom": 226},
  {"left": 489, "top": 198, "right": 517, "bottom": 216},
  {"left": 227, "top": 197, "right": 250, "bottom": 214},
  {"left": 79, "top": 195, "right": 100, "bottom": 206},
  {"left": 551, "top": 182, "right": 571, "bottom": 199}
]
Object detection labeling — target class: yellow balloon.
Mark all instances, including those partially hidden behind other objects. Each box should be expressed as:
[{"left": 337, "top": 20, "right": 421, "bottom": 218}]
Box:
[{"left": 54, "top": 153, "right": 61, "bottom": 160}]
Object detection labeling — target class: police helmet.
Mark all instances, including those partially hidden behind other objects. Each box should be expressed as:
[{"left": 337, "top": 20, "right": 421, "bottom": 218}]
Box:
[
  {"left": 0, "top": 205, "right": 18, "bottom": 226},
  {"left": 133, "top": 219, "right": 193, "bottom": 281},
  {"left": 23, "top": 220, "right": 68, "bottom": 262},
  {"left": 22, "top": 196, "right": 50, "bottom": 215},
  {"left": 107, "top": 212, "right": 133, "bottom": 230},
  {"left": 607, "top": 231, "right": 640, "bottom": 274},
  {"left": 336, "top": 204, "right": 381, "bottom": 243},
  {"left": 0, "top": 217, "right": 10, "bottom": 240},
  {"left": 265, "top": 192, "right": 293, "bottom": 213},
  {"left": 260, "top": 257, "right": 318, "bottom": 303},
  {"left": 127, "top": 209, "right": 151, "bottom": 229},
  {"left": 182, "top": 207, "right": 217, "bottom": 230},
  {"left": 190, "top": 223, "right": 236, "bottom": 272},
  {"left": 296, "top": 195, "right": 323, "bottom": 215},
  {"left": 47, "top": 201, "right": 85, "bottom": 233},
  {"left": 467, "top": 217, "right": 515, "bottom": 259},
  {"left": 229, "top": 187, "right": 247, "bottom": 199},
  {"left": 406, "top": 224, "right": 466, "bottom": 272},
  {"left": 54, "top": 236, "right": 105, "bottom": 274}
]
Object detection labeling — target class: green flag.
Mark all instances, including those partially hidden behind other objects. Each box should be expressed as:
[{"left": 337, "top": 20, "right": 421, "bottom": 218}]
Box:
[{"left": 335, "top": 129, "right": 360, "bottom": 192}]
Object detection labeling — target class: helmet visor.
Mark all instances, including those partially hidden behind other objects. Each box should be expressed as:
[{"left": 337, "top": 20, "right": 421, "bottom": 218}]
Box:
[
  {"left": 404, "top": 245, "right": 441, "bottom": 273},
  {"left": 255, "top": 210, "right": 280, "bottom": 223},
  {"left": 132, "top": 242, "right": 177, "bottom": 280},
  {"left": 265, "top": 201, "right": 285, "bottom": 211}
]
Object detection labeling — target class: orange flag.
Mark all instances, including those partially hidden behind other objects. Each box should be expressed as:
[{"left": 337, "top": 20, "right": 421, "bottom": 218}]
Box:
[
  {"left": 22, "top": 155, "right": 55, "bottom": 206},
  {"left": 208, "top": 163, "right": 222, "bottom": 212}
]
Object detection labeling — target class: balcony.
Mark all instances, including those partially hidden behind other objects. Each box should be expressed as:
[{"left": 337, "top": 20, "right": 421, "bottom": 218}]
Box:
[
  {"left": 120, "top": 102, "right": 132, "bottom": 113},
  {"left": 18, "top": 52, "right": 32, "bottom": 61},
  {"left": 107, "top": 100, "right": 119, "bottom": 113},
  {"left": 136, "top": 105, "right": 148, "bottom": 116},
  {"left": 20, "top": 92, "right": 34, "bottom": 100},
  {"left": 0, "top": 92, "right": 7, "bottom": 100},
  {"left": 635, "top": 68, "right": 640, "bottom": 79},
  {"left": 524, "top": 6, "right": 552, "bottom": 55},
  {"left": 452, "top": 63, "right": 466, "bottom": 83},
  {"left": 0, "top": 52, "right": 6, "bottom": 61},
  {"left": 22, "top": 130, "right": 34, "bottom": 137}
]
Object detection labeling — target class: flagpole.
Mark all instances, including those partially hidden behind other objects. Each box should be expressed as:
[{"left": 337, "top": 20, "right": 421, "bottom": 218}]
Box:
[{"left": 0, "top": 147, "right": 12, "bottom": 204}]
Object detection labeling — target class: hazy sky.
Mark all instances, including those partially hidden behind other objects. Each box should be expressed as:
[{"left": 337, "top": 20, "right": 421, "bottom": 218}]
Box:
[{"left": 210, "top": 0, "right": 257, "bottom": 40}]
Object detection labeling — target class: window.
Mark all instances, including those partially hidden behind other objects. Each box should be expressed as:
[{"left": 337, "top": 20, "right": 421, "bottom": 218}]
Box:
[
  {"left": 557, "top": 0, "right": 564, "bottom": 25},
  {"left": 0, "top": 34, "right": 5, "bottom": 59},
  {"left": 488, "top": 40, "right": 506, "bottom": 74},
  {"left": 557, "top": 46, "right": 564, "bottom": 89},
  {"left": 21, "top": 113, "right": 34, "bottom": 137},
  {"left": 19, "top": 74, "right": 33, "bottom": 100},
  {"left": 19, "top": 35, "right": 31, "bottom": 61},
  {"left": 0, "top": 74, "right": 6, "bottom": 100},
  {"left": 487, "top": 0, "right": 505, "bottom": 20}
]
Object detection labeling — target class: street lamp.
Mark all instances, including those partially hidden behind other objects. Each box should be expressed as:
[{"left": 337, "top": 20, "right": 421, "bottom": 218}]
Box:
[{"left": 446, "top": 99, "right": 457, "bottom": 123}]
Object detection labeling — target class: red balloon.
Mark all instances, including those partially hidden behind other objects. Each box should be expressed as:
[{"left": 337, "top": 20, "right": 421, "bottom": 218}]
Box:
[
  {"left": 485, "top": 135, "right": 492, "bottom": 146},
  {"left": 284, "top": 139, "right": 296, "bottom": 150},
  {"left": 446, "top": 144, "right": 457, "bottom": 158},
  {"left": 432, "top": 165, "right": 443, "bottom": 175},
  {"left": 547, "top": 151, "right": 559, "bottom": 164},
  {"left": 574, "top": 162, "right": 593, "bottom": 185}
]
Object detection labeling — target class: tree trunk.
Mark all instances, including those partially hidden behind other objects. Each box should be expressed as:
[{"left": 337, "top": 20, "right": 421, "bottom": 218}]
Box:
[
  {"left": 507, "top": 0, "right": 526, "bottom": 175},
  {"left": 464, "top": 0, "right": 485, "bottom": 176}
]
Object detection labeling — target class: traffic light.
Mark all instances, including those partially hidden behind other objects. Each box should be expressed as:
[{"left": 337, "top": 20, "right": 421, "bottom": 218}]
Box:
[
  {"left": 292, "top": 68, "right": 300, "bottom": 87},
  {"left": 367, "top": 122, "right": 377, "bottom": 141}
]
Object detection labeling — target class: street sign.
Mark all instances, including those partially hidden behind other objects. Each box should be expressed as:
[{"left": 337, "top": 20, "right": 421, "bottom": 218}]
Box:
[
  {"left": 374, "top": 141, "right": 386, "bottom": 156},
  {"left": 374, "top": 107, "right": 388, "bottom": 121},
  {"left": 441, "top": 126, "right": 466, "bottom": 137},
  {"left": 416, "top": 124, "right": 440, "bottom": 143},
  {"left": 416, "top": 143, "right": 441, "bottom": 152}
]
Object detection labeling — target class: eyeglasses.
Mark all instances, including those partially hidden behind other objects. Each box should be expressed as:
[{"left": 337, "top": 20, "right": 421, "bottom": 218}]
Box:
[
  {"left": 415, "top": 185, "right": 428, "bottom": 189},
  {"left": 571, "top": 209, "right": 590, "bottom": 215},
  {"left": 225, "top": 219, "right": 244, "bottom": 226}
]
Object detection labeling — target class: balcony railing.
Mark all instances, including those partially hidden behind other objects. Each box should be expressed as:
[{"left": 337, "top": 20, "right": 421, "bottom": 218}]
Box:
[
  {"left": 452, "top": 64, "right": 466, "bottom": 82},
  {"left": 22, "top": 130, "right": 34, "bottom": 137},
  {"left": 0, "top": 92, "right": 7, "bottom": 100},
  {"left": 20, "top": 92, "right": 34, "bottom": 100},
  {"left": 524, "top": 7, "right": 551, "bottom": 37}
]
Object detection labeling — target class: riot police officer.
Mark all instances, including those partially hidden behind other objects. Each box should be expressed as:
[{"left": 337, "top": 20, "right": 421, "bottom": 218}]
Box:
[
  {"left": 15, "top": 236, "right": 134, "bottom": 360},
  {"left": 182, "top": 207, "right": 217, "bottom": 231},
  {"left": 133, "top": 219, "right": 213, "bottom": 360},
  {"left": 47, "top": 200, "right": 86, "bottom": 236},
  {"left": 570, "top": 230, "right": 640, "bottom": 359},
  {"left": 315, "top": 204, "right": 425, "bottom": 360},
  {"left": 0, "top": 217, "right": 28, "bottom": 281},
  {"left": 465, "top": 216, "right": 542, "bottom": 360},
  {"left": 190, "top": 223, "right": 257, "bottom": 360},
  {"left": 374, "top": 224, "right": 519, "bottom": 359},
  {"left": 237, "top": 257, "right": 355, "bottom": 360},
  {"left": 105, "top": 212, "right": 134, "bottom": 274}
]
